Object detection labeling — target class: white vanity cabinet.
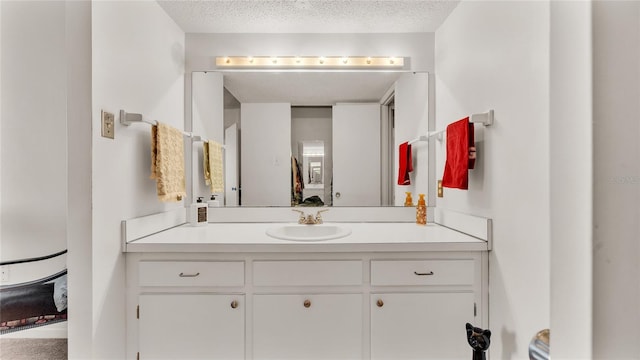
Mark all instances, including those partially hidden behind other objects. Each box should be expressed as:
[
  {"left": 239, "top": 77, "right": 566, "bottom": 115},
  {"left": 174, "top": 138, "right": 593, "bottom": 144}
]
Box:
[
  {"left": 130, "top": 260, "right": 246, "bottom": 360},
  {"left": 370, "top": 259, "right": 478, "bottom": 359},
  {"left": 252, "top": 260, "right": 364, "bottom": 359},
  {"left": 126, "top": 252, "right": 487, "bottom": 360},
  {"left": 138, "top": 293, "right": 245, "bottom": 360},
  {"left": 253, "top": 293, "right": 363, "bottom": 359}
]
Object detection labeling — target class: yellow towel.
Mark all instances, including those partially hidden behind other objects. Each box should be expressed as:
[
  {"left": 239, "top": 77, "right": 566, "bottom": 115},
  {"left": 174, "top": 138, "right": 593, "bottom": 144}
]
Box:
[
  {"left": 150, "top": 123, "right": 186, "bottom": 202},
  {"left": 204, "top": 140, "right": 224, "bottom": 193},
  {"left": 203, "top": 141, "right": 211, "bottom": 186}
]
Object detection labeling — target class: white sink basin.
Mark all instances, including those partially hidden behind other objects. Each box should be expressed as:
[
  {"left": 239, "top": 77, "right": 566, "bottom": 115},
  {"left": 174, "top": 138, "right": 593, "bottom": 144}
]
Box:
[{"left": 266, "top": 224, "right": 352, "bottom": 242}]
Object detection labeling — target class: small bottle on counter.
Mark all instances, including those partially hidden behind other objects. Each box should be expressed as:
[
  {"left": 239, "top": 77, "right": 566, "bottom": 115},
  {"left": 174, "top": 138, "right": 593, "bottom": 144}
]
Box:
[
  {"left": 207, "top": 194, "right": 220, "bottom": 208},
  {"left": 404, "top": 192, "right": 414, "bottom": 207},
  {"left": 207, "top": 195, "right": 219, "bottom": 222},
  {"left": 416, "top": 193, "right": 427, "bottom": 225},
  {"left": 188, "top": 197, "right": 208, "bottom": 226}
]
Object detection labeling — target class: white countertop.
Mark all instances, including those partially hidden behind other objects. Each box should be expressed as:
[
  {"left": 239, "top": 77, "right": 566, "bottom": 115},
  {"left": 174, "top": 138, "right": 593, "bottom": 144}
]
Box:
[{"left": 125, "top": 222, "right": 489, "bottom": 253}]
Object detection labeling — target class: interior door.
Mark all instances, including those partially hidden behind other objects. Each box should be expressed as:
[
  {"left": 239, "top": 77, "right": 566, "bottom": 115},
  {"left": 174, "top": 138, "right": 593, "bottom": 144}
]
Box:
[
  {"left": 332, "top": 103, "right": 381, "bottom": 206},
  {"left": 224, "top": 123, "right": 239, "bottom": 206}
]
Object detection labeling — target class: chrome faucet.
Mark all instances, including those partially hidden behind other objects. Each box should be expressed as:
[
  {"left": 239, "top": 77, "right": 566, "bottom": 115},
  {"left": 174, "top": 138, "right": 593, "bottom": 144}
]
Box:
[{"left": 292, "top": 209, "right": 329, "bottom": 224}]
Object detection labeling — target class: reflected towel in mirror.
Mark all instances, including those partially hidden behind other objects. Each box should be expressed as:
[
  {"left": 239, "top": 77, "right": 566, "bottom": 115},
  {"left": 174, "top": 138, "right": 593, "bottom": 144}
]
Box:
[
  {"left": 204, "top": 140, "right": 224, "bottom": 193},
  {"left": 397, "top": 142, "right": 413, "bottom": 185}
]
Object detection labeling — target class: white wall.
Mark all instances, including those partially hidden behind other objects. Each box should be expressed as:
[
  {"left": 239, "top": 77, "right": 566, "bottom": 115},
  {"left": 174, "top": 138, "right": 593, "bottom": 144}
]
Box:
[
  {"left": 435, "top": 1, "right": 550, "bottom": 358},
  {"left": 0, "top": 0, "right": 3, "bottom": 242},
  {"left": 241, "top": 103, "right": 291, "bottom": 206},
  {"left": 91, "top": 1, "right": 184, "bottom": 357},
  {"left": 549, "top": 1, "right": 593, "bottom": 358},
  {"left": 592, "top": 1, "right": 640, "bottom": 358},
  {"left": 0, "top": 1, "right": 68, "bottom": 263},
  {"left": 65, "top": 0, "right": 93, "bottom": 356}
]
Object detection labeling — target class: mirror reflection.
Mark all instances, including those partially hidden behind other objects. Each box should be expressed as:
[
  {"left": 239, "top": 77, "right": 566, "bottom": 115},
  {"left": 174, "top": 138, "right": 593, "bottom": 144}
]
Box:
[
  {"left": 191, "top": 70, "right": 430, "bottom": 208},
  {"left": 294, "top": 140, "right": 326, "bottom": 206}
]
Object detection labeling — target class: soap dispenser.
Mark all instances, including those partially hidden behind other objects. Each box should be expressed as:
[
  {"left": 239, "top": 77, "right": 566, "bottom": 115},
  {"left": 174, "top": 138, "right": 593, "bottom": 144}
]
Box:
[
  {"left": 404, "top": 192, "right": 414, "bottom": 207},
  {"left": 416, "top": 194, "right": 427, "bottom": 225},
  {"left": 206, "top": 195, "right": 219, "bottom": 222},
  {"left": 207, "top": 194, "right": 220, "bottom": 208},
  {"left": 188, "top": 197, "right": 208, "bottom": 226}
]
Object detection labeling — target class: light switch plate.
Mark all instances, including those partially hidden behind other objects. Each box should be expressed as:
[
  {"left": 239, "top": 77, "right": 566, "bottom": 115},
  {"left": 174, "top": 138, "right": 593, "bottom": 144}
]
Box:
[
  {"left": 437, "top": 180, "right": 444, "bottom": 197},
  {"left": 101, "top": 110, "right": 115, "bottom": 139}
]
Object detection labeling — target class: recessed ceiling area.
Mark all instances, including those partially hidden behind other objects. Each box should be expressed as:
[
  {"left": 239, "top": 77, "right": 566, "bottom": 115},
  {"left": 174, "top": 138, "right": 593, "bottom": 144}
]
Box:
[
  {"left": 157, "top": 0, "right": 460, "bottom": 34},
  {"left": 161, "top": 1, "right": 456, "bottom": 105}
]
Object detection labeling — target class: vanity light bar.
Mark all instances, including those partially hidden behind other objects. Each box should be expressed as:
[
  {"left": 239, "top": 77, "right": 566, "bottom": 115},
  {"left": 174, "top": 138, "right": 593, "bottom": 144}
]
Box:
[{"left": 215, "top": 56, "right": 404, "bottom": 68}]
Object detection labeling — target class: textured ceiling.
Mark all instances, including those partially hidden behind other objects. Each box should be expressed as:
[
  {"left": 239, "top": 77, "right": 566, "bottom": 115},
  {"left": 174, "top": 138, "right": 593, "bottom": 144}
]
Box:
[
  {"left": 161, "top": 1, "right": 458, "bottom": 105},
  {"left": 157, "top": 0, "right": 460, "bottom": 33}
]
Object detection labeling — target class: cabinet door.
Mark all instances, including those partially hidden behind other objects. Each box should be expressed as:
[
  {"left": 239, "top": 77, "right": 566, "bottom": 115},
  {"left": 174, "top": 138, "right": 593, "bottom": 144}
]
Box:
[
  {"left": 253, "top": 294, "right": 362, "bottom": 359},
  {"left": 139, "top": 294, "right": 244, "bottom": 360},
  {"left": 371, "top": 292, "right": 475, "bottom": 360}
]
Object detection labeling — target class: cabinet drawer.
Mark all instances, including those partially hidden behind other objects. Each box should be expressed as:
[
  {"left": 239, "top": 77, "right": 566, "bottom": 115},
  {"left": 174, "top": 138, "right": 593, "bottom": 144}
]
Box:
[
  {"left": 371, "top": 260, "right": 474, "bottom": 286},
  {"left": 253, "top": 260, "right": 363, "bottom": 286},
  {"left": 139, "top": 261, "right": 244, "bottom": 287}
]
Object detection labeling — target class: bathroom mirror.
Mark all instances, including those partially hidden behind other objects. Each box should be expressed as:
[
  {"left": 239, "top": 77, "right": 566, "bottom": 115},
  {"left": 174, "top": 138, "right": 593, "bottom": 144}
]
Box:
[{"left": 190, "top": 70, "right": 431, "bottom": 207}]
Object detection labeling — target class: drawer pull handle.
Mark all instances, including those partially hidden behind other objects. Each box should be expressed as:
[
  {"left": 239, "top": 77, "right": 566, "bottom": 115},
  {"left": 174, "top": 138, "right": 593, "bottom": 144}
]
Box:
[
  {"left": 414, "top": 271, "right": 434, "bottom": 276},
  {"left": 376, "top": 299, "right": 384, "bottom": 308},
  {"left": 303, "top": 299, "right": 311, "bottom": 308},
  {"left": 230, "top": 300, "right": 239, "bottom": 309},
  {"left": 179, "top": 272, "right": 200, "bottom": 278}
]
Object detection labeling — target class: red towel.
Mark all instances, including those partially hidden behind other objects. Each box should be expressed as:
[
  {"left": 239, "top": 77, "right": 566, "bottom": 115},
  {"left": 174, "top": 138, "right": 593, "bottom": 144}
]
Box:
[
  {"left": 397, "top": 142, "right": 413, "bottom": 185},
  {"left": 442, "top": 117, "right": 475, "bottom": 190}
]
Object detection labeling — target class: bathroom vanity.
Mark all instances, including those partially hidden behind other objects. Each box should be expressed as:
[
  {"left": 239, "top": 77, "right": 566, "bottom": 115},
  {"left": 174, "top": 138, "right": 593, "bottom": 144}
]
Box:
[{"left": 123, "top": 212, "right": 490, "bottom": 360}]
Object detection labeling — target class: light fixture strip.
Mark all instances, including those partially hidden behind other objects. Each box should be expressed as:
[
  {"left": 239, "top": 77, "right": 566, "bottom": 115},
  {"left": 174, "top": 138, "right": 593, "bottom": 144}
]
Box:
[{"left": 216, "top": 56, "right": 404, "bottom": 68}]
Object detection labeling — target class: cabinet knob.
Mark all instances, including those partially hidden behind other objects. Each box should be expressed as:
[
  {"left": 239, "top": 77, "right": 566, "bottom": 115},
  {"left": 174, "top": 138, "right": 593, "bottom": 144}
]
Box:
[
  {"left": 376, "top": 299, "right": 384, "bottom": 308},
  {"left": 303, "top": 299, "right": 311, "bottom": 308},
  {"left": 230, "top": 300, "right": 239, "bottom": 309}
]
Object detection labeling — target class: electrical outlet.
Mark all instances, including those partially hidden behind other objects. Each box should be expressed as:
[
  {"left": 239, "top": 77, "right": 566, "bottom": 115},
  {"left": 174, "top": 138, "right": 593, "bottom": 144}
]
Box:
[
  {"left": 101, "top": 110, "right": 115, "bottom": 139},
  {"left": 1, "top": 266, "right": 9, "bottom": 283}
]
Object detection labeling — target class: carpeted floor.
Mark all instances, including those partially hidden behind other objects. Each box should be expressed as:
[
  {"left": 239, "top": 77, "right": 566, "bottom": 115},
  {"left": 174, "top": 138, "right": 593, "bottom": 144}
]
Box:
[{"left": 0, "top": 338, "right": 67, "bottom": 360}]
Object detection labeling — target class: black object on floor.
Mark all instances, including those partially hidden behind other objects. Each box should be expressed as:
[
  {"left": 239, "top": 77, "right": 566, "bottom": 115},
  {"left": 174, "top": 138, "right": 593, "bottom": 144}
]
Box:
[{"left": 466, "top": 322, "right": 491, "bottom": 360}]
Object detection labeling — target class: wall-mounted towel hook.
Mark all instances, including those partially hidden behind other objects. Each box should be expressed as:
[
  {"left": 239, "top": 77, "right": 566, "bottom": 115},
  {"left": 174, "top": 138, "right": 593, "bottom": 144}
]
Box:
[
  {"left": 469, "top": 109, "right": 494, "bottom": 126},
  {"left": 120, "top": 110, "right": 157, "bottom": 126},
  {"left": 408, "top": 135, "right": 428, "bottom": 145}
]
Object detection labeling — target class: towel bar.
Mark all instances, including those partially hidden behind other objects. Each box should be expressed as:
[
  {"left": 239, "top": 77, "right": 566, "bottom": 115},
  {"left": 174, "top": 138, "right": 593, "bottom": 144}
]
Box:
[
  {"left": 408, "top": 109, "right": 494, "bottom": 144},
  {"left": 120, "top": 109, "right": 208, "bottom": 141}
]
